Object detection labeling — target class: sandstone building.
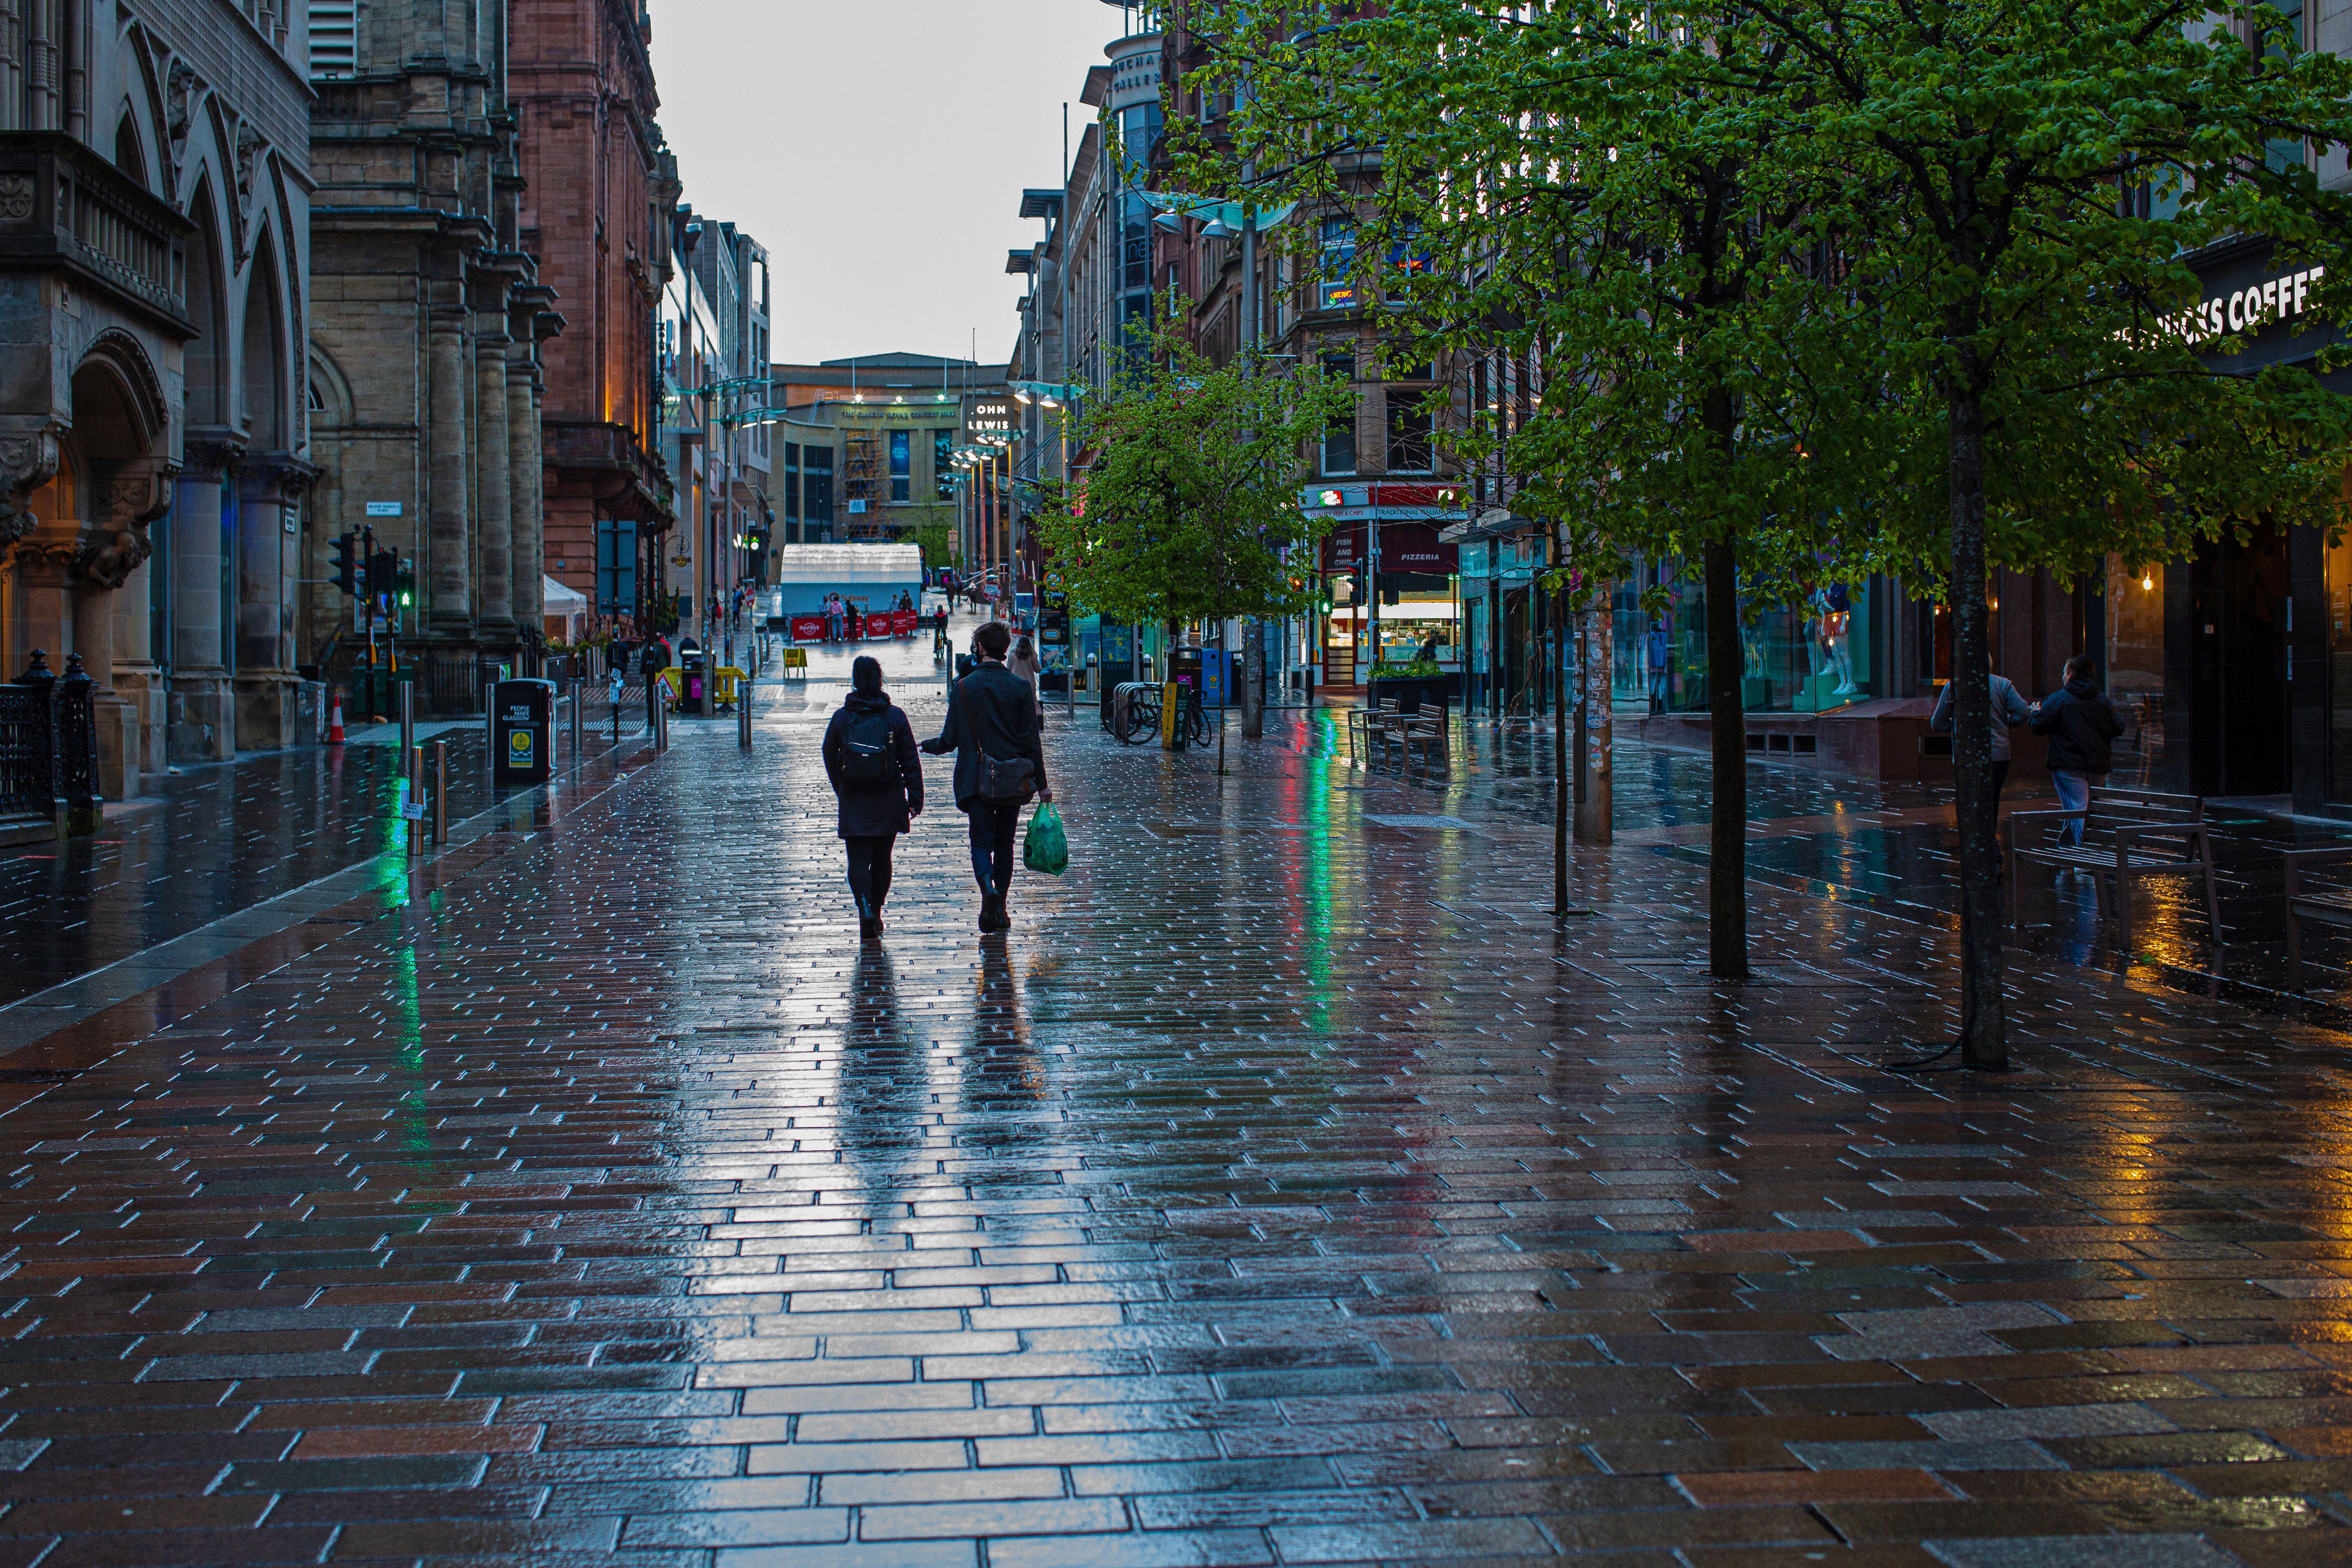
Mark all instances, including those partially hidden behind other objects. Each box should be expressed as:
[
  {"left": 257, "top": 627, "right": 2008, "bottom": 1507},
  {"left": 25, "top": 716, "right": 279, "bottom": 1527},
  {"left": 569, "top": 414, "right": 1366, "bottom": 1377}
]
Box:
[
  {"left": 512, "top": 0, "right": 672, "bottom": 628},
  {"left": 305, "top": 0, "right": 559, "bottom": 703}
]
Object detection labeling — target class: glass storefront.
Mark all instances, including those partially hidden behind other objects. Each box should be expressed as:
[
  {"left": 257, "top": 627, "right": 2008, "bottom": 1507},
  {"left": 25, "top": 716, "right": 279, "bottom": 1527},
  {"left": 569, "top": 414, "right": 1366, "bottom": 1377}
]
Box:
[{"left": 1620, "top": 558, "right": 1873, "bottom": 713}]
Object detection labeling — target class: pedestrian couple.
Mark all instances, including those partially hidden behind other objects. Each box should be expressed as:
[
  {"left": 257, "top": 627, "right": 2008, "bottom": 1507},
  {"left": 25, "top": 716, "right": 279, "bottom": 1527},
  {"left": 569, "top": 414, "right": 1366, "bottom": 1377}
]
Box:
[
  {"left": 1931, "top": 653, "right": 2126, "bottom": 843},
  {"left": 820, "top": 621, "right": 1052, "bottom": 941}
]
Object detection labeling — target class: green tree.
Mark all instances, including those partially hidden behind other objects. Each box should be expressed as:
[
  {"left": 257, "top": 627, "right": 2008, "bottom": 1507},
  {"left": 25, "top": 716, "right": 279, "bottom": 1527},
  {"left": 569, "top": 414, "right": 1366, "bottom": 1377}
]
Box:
[
  {"left": 1035, "top": 324, "right": 1354, "bottom": 775},
  {"left": 900, "top": 503, "right": 959, "bottom": 573},
  {"left": 1763, "top": 0, "right": 2352, "bottom": 1068},
  {"left": 1190, "top": 0, "right": 1866, "bottom": 964}
]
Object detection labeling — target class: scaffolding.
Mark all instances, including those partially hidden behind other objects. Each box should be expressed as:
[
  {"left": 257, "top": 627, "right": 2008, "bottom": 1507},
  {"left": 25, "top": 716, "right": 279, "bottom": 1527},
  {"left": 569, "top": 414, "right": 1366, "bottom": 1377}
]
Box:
[{"left": 842, "top": 434, "right": 883, "bottom": 539}]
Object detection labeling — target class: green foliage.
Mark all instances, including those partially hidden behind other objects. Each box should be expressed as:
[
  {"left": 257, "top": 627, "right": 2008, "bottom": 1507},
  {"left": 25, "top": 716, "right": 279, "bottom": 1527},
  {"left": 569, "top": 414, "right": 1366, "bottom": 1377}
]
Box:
[
  {"left": 900, "top": 504, "right": 959, "bottom": 572},
  {"left": 1033, "top": 322, "right": 1355, "bottom": 630}
]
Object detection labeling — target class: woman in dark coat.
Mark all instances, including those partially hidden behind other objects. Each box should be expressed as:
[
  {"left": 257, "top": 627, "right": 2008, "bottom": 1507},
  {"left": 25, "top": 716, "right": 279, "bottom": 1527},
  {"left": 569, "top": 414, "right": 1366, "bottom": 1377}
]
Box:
[{"left": 821, "top": 655, "right": 923, "bottom": 940}]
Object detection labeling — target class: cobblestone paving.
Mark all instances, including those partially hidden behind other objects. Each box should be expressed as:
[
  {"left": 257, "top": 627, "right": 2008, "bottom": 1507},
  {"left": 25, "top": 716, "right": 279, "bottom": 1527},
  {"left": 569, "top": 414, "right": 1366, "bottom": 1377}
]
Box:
[{"left": 1, "top": 631, "right": 2350, "bottom": 1566}]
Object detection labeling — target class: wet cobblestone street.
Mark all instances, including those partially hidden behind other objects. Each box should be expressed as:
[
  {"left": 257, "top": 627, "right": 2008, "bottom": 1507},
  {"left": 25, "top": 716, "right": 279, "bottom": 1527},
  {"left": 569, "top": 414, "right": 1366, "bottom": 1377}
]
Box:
[{"left": 3, "top": 633, "right": 2352, "bottom": 1566}]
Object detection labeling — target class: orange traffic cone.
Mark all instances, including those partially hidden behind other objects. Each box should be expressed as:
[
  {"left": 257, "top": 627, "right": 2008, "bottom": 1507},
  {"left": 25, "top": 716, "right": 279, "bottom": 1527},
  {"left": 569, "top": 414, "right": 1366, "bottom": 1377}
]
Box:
[{"left": 326, "top": 696, "right": 346, "bottom": 745}]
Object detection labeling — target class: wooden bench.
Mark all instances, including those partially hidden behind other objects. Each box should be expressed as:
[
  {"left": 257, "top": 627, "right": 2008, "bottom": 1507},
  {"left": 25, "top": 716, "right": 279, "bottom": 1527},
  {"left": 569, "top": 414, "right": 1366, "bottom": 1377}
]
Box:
[
  {"left": 1396, "top": 696, "right": 1450, "bottom": 770},
  {"left": 2282, "top": 847, "right": 2352, "bottom": 992},
  {"left": 2006, "top": 785, "right": 2222, "bottom": 952}
]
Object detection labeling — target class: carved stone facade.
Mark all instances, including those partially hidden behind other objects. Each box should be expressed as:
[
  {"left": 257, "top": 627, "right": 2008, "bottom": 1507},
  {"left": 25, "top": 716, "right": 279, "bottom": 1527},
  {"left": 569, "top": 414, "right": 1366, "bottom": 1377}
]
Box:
[
  {"left": 0, "top": 1, "right": 312, "bottom": 790},
  {"left": 305, "top": 0, "right": 558, "bottom": 669}
]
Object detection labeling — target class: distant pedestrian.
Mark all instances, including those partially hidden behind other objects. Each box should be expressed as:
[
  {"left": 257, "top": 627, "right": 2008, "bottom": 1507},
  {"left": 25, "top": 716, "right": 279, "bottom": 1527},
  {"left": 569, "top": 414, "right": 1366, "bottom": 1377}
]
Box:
[
  {"left": 2029, "top": 655, "right": 2126, "bottom": 846},
  {"left": 921, "top": 620, "right": 1051, "bottom": 934},
  {"left": 638, "top": 637, "right": 670, "bottom": 730},
  {"left": 1646, "top": 622, "right": 1671, "bottom": 711},
  {"left": 822, "top": 656, "right": 923, "bottom": 942},
  {"left": 1007, "top": 635, "right": 1044, "bottom": 718},
  {"left": 1930, "top": 666, "right": 2031, "bottom": 844}
]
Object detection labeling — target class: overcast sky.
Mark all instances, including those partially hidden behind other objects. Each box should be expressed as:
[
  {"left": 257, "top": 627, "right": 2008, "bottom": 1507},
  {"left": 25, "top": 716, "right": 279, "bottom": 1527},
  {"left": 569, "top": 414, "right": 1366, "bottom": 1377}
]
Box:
[{"left": 649, "top": 0, "right": 1122, "bottom": 368}]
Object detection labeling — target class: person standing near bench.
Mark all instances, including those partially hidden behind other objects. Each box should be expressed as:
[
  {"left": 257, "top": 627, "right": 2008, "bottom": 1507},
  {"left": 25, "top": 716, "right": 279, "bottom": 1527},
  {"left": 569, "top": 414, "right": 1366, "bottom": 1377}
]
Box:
[
  {"left": 1930, "top": 667, "right": 2031, "bottom": 848},
  {"left": 823, "top": 656, "right": 923, "bottom": 941},
  {"left": 922, "top": 621, "right": 1052, "bottom": 934},
  {"left": 2029, "top": 654, "right": 2126, "bottom": 846}
]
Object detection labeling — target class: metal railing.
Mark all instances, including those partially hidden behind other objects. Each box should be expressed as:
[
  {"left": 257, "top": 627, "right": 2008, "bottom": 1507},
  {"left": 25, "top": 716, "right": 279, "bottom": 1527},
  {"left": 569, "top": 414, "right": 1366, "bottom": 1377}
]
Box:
[{"left": 0, "top": 651, "right": 98, "bottom": 838}]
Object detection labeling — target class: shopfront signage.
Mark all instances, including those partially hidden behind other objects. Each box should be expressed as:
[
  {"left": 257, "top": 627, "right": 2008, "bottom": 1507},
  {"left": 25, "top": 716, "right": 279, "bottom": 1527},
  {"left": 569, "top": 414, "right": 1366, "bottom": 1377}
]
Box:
[
  {"left": 1321, "top": 521, "right": 1459, "bottom": 575},
  {"left": 2161, "top": 263, "right": 2327, "bottom": 345},
  {"left": 365, "top": 501, "right": 401, "bottom": 517},
  {"left": 965, "top": 398, "right": 1016, "bottom": 443}
]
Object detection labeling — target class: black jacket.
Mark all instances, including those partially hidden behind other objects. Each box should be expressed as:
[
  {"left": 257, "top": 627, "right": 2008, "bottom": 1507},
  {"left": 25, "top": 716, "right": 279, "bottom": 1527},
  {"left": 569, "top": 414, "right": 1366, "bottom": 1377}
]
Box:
[
  {"left": 822, "top": 693, "right": 923, "bottom": 838},
  {"left": 921, "top": 660, "right": 1048, "bottom": 810},
  {"left": 2028, "top": 677, "right": 2126, "bottom": 774}
]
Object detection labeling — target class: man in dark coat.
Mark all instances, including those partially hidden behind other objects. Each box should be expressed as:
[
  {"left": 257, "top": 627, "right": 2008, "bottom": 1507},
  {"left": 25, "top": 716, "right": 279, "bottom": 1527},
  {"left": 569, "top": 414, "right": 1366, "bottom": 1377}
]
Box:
[
  {"left": 921, "top": 619, "right": 1051, "bottom": 934},
  {"left": 822, "top": 655, "right": 924, "bottom": 940},
  {"left": 2028, "top": 654, "right": 2127, "bottom": 846}
]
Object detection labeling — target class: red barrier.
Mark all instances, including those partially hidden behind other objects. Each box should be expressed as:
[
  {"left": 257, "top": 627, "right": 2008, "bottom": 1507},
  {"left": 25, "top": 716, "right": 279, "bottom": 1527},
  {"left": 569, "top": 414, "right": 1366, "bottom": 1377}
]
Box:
[
  {"left": 789, "top": 615, "right": 826, "bottom": 642},
  {"left": 865, "top": 619, "right": 896, "bottom": 640},
  {"left": 891, "top": 610, "right": 918, "bottom": 637}
]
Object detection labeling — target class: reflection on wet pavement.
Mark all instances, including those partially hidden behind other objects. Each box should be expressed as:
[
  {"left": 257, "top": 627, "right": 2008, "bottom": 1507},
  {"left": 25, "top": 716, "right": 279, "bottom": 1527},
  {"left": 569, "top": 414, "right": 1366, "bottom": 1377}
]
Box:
[{"left": 0, "top": 628, "right": 2346, "bottom": 1565}]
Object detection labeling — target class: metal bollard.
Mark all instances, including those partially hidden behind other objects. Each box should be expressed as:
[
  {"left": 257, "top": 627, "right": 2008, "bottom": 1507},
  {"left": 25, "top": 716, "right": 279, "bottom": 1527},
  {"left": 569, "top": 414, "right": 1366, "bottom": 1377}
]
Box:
[
  {"left": 738, "top": 675, "right": 752, "bottom": 750},
  {"left": 398, "top": 680, "right": 415, "bottom": 759},
  {"left": 570, "top": 666, "right": 584, "bottom": 765},
  {"left": 654, "top": 693, "right": 668, "bottom": 753},
  {"left": 433, "top": 739, "right": 448, "bottom": 846},
  {"left": 407, "top": 744, "right": 425, "bottom": 857}
]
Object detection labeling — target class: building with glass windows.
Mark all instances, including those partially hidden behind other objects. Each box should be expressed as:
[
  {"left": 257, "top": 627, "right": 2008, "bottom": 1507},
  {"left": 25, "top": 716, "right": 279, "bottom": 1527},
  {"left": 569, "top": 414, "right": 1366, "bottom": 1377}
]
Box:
[{"left": 767, "top": 356, "right": 1009, "bottom": 557}]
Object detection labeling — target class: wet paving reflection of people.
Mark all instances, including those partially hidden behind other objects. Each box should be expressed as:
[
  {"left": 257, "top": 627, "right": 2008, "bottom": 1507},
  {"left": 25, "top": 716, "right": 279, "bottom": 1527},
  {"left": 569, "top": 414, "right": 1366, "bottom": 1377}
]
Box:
[
  {"left": 836, "top": 944, "right": 928, "bottom": 1164},
  {"left": 962, "top": 936, "right": 1047, "bottom": 1139}
]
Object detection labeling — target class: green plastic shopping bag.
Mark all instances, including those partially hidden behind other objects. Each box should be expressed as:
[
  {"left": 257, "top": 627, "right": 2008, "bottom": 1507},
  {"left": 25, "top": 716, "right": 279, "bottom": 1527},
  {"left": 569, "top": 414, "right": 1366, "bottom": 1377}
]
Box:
[{"left": 1023, "top": 802, "right": 1069, "bottom": 876}]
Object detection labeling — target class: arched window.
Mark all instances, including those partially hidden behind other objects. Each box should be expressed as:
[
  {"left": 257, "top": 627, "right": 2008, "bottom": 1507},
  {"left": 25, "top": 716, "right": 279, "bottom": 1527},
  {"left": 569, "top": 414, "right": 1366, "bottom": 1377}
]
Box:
[
  {"left": 114, "top": 113, "right": 147, "bottom": 190},
  {"left": 242, "top": 236, "right": 287, "bottom": 448},
  {"left": 185, "top": 186, "right": 226, "bottom": 428}
]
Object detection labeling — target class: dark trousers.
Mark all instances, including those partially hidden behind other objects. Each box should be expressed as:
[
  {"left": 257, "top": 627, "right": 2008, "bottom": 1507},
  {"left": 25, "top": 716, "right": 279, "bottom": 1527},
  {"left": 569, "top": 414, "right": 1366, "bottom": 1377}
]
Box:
[
  {"left": 965, "top": 800, "right": 1020, "bottom": 896},
  {"left": 845, "top": 835, "right": 897, "bottom": 914}
]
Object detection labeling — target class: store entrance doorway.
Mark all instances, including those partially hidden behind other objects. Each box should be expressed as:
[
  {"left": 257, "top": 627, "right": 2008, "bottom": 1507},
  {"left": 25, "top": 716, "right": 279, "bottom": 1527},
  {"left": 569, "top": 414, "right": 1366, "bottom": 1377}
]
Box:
[{"left": 2184, "top": 522, "right": 2291, "bottom": 799}]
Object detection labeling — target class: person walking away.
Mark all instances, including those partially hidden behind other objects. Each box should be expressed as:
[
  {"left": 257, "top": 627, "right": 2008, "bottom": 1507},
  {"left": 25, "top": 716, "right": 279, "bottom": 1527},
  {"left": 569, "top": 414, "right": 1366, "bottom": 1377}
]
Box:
[
  {"left": 822, "top": 656, "right": 923, "bottom": 941},
  {"left": 1930, "top": 666, "right": 2031, "bottom": 850},
  {"left": 639, "top": 637, "right": 671, "bottom": 733},
  {"left": 1646, "top": 622, "right": 1671, "bottom": 712},
  {"left": 2029, "top": 654, "right": 2126, "bottom": 846},
  {"left": 922, "top": 621, "right": 1052, "bottom": 933},
  {"left": 1008, "top": 635, "right": 1044, "bottom": 719}
]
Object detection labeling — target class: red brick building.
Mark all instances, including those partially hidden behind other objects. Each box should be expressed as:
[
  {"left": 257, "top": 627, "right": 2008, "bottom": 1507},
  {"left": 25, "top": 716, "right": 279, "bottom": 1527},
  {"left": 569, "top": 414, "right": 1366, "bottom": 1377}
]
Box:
[{"left": 511, "top": 0, "right": 676, "bottom": 622}]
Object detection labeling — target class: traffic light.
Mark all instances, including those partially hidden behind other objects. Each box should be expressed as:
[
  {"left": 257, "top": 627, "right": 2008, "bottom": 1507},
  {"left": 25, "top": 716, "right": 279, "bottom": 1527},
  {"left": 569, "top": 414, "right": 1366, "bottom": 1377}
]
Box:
[
  {"left": 366, "top": 549, "right": 395, "bottom": 599},
  {"left": 330, "top": 532, "right": 358, "bottom": 596},
  {"left": 395, "top": 557, "right": 416, "bottom": 611}
]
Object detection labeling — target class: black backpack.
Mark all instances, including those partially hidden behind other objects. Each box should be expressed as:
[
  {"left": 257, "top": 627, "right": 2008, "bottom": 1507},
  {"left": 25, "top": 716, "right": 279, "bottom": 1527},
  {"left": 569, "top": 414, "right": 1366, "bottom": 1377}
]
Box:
[{"left": 839, "top": 708, "right": 898, "bottom": 787}]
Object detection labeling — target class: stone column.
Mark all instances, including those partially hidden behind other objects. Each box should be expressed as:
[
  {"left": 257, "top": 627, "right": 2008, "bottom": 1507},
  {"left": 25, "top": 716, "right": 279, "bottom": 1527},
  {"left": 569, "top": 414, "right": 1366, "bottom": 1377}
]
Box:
[
  {"left": 428, "top": 310, "right": 472, "bottom": 638},
  {"left": 507, "top": 347, "right": 541, "bottom": 640},
  {"left": 0, "top": 429, "right": 59, "bottom": 679},
  {"left": 235, "top": 455, "right": 315, "bottom": 750},
  {"left": 168, "top": 435, "right": 241, "bottom": 763},
  {"left": 82, "top": 458, "right": 173, "bottom": 799},
  {"left": 473, "top": 332, "right": 514, "bottom": 646}
]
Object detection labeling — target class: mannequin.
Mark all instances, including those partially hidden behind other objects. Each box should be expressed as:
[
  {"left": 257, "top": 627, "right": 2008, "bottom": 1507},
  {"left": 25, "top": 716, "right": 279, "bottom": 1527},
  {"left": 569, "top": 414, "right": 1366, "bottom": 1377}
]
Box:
[{"left": 1814, "top": 585, "right": 1858, "bottom": 696}]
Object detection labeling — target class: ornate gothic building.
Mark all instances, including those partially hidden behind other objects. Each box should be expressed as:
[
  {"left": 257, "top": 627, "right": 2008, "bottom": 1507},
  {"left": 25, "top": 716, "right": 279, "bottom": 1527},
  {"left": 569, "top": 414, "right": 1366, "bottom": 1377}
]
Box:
[{"left": 0, "top": 0, "right": 312, "bottom": 789}]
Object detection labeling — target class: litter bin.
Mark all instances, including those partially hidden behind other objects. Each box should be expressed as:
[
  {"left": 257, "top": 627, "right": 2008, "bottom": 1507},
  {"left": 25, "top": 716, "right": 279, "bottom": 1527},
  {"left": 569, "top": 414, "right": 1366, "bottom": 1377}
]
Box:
[
  {"left": 492, "top": 678, "right": 554, "bottom": 784},
  {"left": 678, "top": 650, "right": 707, "bottom": 715}
]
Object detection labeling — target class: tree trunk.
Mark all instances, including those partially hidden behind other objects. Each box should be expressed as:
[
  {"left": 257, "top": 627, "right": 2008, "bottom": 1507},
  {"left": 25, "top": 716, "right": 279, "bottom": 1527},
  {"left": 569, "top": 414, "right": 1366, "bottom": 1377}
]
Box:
[
  {"left": 1241, "top": 616, "right": 1264, "bottom": 739},
  {"left": 1703, "top": 535, "right": 1748, "bottom": 979},
  {"left": 1949, "top": 381, "right": 2007, "bottom": 1070},
  {"left": 1553, "top": 558, "right": 1571, "bottom": 918}
]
